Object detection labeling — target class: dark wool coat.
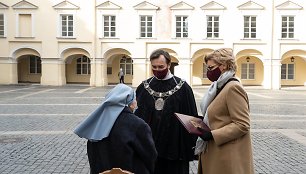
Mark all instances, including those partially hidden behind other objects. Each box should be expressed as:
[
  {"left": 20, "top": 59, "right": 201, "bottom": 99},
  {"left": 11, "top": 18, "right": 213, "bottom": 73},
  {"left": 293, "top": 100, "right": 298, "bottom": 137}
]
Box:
[{"left": 87, "top": 107, "right": 157, "bottom": 174}]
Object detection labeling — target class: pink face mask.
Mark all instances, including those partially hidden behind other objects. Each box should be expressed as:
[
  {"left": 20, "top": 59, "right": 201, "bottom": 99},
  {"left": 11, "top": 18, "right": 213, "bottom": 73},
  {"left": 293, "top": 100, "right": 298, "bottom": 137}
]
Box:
[
  {"left": 207, "top": 67, "right": 221, "bottom": 82},
  {"left": 153, "top": 68, "right": 168, "bottom": 79}
]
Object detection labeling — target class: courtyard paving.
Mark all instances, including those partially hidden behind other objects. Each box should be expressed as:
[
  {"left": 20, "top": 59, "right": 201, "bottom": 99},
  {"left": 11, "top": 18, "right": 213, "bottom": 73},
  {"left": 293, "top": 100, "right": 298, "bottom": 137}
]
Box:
[{"left": 0, "top": 84, "right": 306, "bottom": 174}]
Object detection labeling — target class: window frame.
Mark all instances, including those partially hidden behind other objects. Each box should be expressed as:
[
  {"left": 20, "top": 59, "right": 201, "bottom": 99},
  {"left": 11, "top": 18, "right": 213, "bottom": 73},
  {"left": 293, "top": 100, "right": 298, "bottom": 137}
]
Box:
[
  {"left": 202, "top": 63, "right": 207, "bottom": 79},
  {"left": 29, "top": 55, "right": 41, "bottom": 74},
  {"left": 120, "top": 57, "right": 133, "bottom": 75},
  {"left": 0, "top": 13, "right": 5, "bottom": 37},
  {"left": 139, "top": 15, "right": 153, "bottom": 38},
  {"left": 281, "top": 63, "right": 295, "bottom": 80},
  {"left": 241, "top": 63, "right": 255, "bottom": 80},
  {"left": 102, "top": 15, "right": 116, "bottom": 38},
  {"left": 175, "top": 15, "right": 188, "bottom": 38},
  {"left": 59, "top": 14, "right": 74, "bottom": 38},
  {"left": 281, "top": 16, "right": 294, "bottom": 39},
  {"left": 206, "top": 15, "right": 219, "bottom": 39},
  {"left": 243, "top": 15, "right": 257, "bottom": 39},
  {"left": 76, "top": 56, "right": 91, "bottom": 75}
]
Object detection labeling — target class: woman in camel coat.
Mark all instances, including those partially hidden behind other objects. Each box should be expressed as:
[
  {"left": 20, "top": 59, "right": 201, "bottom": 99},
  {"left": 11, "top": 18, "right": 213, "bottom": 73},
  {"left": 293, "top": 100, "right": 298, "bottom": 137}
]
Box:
[{"left": 195, "top": 48, "right": 254, "bottom": 174}]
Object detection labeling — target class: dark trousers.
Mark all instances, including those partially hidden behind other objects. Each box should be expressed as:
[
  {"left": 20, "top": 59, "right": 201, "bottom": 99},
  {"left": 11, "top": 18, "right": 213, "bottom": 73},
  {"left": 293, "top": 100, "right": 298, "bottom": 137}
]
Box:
[
  {"left": 119, "top": 76, "right": 124, "bottom": 83},
  {"left": 154, "top": 157, "right": 189, "bottom": 174}
]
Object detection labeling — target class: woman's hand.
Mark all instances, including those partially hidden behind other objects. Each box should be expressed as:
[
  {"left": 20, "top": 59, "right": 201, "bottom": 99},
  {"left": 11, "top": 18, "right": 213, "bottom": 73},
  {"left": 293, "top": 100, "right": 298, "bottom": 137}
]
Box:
[{"left": 197, "top": 127, "right": 213, "bottom": 141}]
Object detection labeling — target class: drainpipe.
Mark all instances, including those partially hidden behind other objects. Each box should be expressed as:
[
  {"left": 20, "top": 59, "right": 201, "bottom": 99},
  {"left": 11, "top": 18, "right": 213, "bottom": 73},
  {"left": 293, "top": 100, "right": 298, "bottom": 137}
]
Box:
[
  {"left": 93, "top": 0, "right": 97, "bottom": 86},
  {"left": 270, "top": 0, "right": 275, "bottom": 89}
]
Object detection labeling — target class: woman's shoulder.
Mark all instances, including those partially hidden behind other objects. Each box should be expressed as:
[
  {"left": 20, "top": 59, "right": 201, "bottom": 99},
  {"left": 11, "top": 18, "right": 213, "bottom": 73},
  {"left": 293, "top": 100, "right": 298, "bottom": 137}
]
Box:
[{"left": 223, "top": 80, "right": 248, "bottom": 97}]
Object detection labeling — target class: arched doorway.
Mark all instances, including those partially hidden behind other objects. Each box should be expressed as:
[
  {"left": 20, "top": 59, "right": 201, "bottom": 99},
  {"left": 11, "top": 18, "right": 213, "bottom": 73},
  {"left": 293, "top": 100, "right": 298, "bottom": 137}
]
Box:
[
  {"left": 61, "top": 48, "right": 91, "bottom": 84},
  {"left": 65, "top": 55, "right": 91, "bottom": 84},
  {"left": 280, "top": 50, "right": 306, "bottom": 86},
  {"left": 104, "top": 48, "right": 133, "bottom": 84},
  {"left": 236, "top": 49, "right": 264, "bottom": 86},
  {"left": 191, "top": 48, "right": 213, "bottom": 85},
  {"left": 13, "top": 48, "right": 42, "bottom": 84}
]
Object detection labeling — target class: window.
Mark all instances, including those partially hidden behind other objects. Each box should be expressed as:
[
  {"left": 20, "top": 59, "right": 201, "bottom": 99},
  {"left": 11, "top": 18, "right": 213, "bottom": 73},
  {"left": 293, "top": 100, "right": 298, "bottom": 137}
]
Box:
[
  {"left": 19, "top": 14, "right": 32, "bottom": 37},
  {"left": 207, "top": 16, "right": 219, "bottom": 38},
  {"left": 0, "top": 14, "right": 4, "bottom": 37},
  {"left": 281, "top": 16, "right": 294, "bottom": 38},
  {"left": 140, "top": 15, "right": 152, "bottom": 38},
  {"left": 107, "top": 67, "right": 112, "bottom": 75},
  {"left": 120, "top": 57, "right": 133, "bottom": 75},
  {"left": 241, "top": 63, "right": 255, "bottom": 80},
  {"left": 77, "top": 56, "right": 91, "bottom": 75},
  {"left": 281, "top": 64, "right": 294, "bottom": 80},
  {"left": 176, "top": 16, "right": 188, "bottom": 38},
  {"left": 29, "top": 56, "right": 41, "bottom": 74},
  {"left": 61, "top": 14, "right": 73, "bottom": 37},
  {"left": 203, "top": 63, "right": 207, "bottom": 78},
  {"left": 244, "top": 16, "right": 256, "bottom": 38},
  {"left": 103, "top": 15, "right": 116, "bottom": 37}
]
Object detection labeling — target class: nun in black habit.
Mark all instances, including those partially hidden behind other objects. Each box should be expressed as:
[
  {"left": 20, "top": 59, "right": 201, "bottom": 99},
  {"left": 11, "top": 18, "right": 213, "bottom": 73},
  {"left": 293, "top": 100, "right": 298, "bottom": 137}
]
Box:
[
  {"left": 135, "top": 49, "right": 198, "bottom": 174},
  {"left": 74, "top": 84, "right": 157, "bottom": 174}
]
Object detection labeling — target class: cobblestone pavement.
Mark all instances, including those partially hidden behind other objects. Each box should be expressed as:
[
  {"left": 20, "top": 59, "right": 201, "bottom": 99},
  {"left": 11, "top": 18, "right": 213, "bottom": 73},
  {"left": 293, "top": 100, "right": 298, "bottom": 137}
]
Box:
[{"left": 0, "top": 85, "right": 306, "bottom": 174}]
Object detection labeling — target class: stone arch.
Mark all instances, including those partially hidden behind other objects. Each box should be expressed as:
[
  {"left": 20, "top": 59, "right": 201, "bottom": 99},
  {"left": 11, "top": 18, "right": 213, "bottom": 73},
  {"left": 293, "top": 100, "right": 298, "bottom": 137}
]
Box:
[
  {"left": 61, "top": 48, "right": 92, "bottom": 84},
  {"left": 235, "top": 49, "right": 263, "bottom": 61},
  {"left": 61, "top": 47, "right": 91, "bottom": 61},
  {"left": 191, "top": 48, "right": 214, "bottom": 85},
  {"left": 236, "top": 49, "right": 264, "bottom": 86},
  {"left": 103, "top": 48, "right": 133, "bottom": 84},
  {"left": 12, "top": 48, "right": 42, "bottom": 84},
  {"left": 280, "top": 49, "right": 306, "bottom": 86},
  {"left": 12, "top": 47, "right": 41, "bottom": 60}
]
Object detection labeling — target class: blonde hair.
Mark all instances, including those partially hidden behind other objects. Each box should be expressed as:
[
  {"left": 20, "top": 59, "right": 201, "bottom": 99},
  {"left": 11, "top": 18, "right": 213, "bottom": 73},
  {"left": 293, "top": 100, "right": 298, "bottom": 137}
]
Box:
[{"left": 204, "top": 48, "right": 237, "bottom": 72}]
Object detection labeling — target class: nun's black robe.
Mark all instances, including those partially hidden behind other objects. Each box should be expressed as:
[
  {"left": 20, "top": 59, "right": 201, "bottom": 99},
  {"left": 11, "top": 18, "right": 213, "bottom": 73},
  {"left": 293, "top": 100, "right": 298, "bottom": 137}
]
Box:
[{"left": 87, "top": 107, "right": 157, "bottom": 174}]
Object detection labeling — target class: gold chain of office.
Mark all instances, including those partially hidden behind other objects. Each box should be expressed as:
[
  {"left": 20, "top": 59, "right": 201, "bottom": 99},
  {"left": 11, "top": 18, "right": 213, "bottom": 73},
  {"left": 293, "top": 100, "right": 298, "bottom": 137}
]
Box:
[{"left": 143, "top": 79, "right": 185, "bottom": 110}]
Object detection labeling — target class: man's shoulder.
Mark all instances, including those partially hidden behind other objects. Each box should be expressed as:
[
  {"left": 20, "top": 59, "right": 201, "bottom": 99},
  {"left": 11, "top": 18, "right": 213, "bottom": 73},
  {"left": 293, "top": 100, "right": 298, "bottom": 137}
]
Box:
[{"left": 136, "top": 77, "right": 153, "bottom": 91}]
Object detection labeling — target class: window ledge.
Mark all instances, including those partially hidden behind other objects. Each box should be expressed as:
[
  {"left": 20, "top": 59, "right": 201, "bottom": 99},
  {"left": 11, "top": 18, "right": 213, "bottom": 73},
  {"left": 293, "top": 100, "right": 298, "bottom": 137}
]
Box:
[
  {"left": 15, "top": 37, "right": 35, "bottom": 39},
  {"left": 0, "top": 36, "right": 6, "bottom": 38},
  {"left": 99, "top": 37, "right": 120, "bottom": 39},
  {"left": 203, "top": 38, "right": 223, "bottom": 41},
  {"left": 137, "top": 37, "right": 157, "bottom": 40},
  {"left": 279, "top": 38, "right": 298, "bottom": 41},
  {"left": 57, "top": 37, "right": 76, "bottom": 39},
  {"left": 240, "top": 38, "right": 261, "bottom": 41},
  {"left": 172, "top": 37, "right": 192, "bottom": 40}
]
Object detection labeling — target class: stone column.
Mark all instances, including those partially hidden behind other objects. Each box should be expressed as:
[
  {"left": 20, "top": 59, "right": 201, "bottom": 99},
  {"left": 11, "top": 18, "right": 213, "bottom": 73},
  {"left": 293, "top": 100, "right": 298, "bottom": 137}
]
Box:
[
  {"left": 175, "top": 58, "right": 192, "bottom": 85},
  {"left": 41, "top": 58, "right": 66, "bottom": 86},
  {"left": 0, "top": 57, "right": 18, "bottom": 84},
  {"left": 95, "top": 58, "right": 108, "bottom": 86},
  {"left": 263, "top": 59, "right": 272, "bottom": 89},
  {"left": 271, "top": 59, "right": 282, "bottom": 89},
  {"left": 132, "top": 58, "right": 147, "bottom": 87}
]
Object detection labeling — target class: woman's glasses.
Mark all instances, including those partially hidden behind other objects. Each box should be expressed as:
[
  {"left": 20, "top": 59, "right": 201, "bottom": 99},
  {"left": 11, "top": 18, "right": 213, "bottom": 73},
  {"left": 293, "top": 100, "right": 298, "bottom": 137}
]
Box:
[{"left": 206, "top": 64, "right": 219, "bottom": 71}]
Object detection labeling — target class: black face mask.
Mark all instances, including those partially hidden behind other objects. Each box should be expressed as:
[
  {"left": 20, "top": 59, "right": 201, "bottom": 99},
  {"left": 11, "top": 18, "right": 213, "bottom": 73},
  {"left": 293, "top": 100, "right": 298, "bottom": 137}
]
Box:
[{"left": 207, "top": 67, "right": 221, "bottom": 82}]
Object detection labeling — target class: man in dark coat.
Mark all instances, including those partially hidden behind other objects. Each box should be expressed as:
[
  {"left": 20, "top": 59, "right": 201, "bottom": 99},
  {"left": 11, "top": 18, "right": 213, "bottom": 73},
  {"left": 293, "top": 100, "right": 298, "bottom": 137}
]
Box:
[{"left": 135, "top": 49, "right": 198, "bottom": 174}]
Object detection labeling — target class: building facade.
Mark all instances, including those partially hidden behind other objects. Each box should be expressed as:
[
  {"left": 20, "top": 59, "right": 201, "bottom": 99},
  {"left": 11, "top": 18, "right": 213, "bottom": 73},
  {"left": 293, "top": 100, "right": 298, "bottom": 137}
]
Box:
[{"left": 0, "top": 0, "right": 306, "bottom": 89}]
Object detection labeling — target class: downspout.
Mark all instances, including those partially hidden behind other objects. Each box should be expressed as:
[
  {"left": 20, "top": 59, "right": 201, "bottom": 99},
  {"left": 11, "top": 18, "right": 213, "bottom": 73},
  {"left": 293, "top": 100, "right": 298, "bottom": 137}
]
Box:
[
  {"left": 93, "top": 0, "right": 97, "bottom": 86},
  {"left": 270, "top": 0, "right": 275, "bottom": 89}
]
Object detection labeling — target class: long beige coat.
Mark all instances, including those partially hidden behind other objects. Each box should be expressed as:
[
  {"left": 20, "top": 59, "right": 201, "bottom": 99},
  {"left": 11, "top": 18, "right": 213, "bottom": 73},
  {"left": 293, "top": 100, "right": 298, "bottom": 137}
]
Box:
[{"left": 198, "top": 81, "right": 254, "bottom": 174}]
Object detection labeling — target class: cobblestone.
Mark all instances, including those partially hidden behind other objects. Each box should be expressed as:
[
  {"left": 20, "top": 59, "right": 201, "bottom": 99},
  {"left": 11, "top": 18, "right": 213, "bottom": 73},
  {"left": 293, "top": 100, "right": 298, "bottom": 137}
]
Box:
[{"left": 0, "top": 85, "right": 305, "bottom": 173}]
